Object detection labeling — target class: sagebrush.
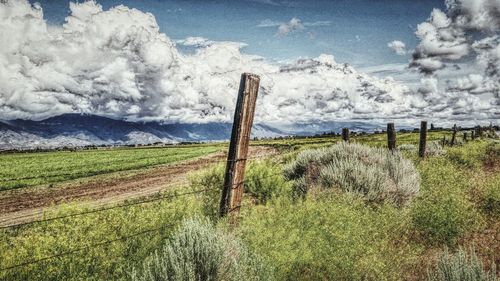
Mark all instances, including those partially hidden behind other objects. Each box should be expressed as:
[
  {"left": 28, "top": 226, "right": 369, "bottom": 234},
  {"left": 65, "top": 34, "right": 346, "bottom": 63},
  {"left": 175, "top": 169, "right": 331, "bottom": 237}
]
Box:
[
  {"left": 132, "top": 218, "right": 271, "bottom": 281},
  {"left": 284, "top": 142, "right": 420, "bottom": 206},
  {"left": 427, "top": 247, "right": 498, "bottom": 281}
]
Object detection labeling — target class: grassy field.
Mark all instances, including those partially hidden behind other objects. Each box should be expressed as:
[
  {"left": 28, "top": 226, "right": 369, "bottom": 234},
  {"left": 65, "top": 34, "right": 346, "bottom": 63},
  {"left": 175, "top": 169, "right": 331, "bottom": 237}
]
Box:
[
  {"left": 0, "top": 131, "right": 498, "bottom": 280},
  {"left": 0, "top": 130, "right": 455, "bottom": 191},
  {"left": 0, "top": 145, "right": 223, "bottom": 191}
]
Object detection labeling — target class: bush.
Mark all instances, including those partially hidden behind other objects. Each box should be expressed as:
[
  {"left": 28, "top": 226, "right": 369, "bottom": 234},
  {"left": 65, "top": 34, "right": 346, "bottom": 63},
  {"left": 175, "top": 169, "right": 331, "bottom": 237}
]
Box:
[
  {"left": 284, "top": 142, "right": 420, "bottom": 206},
  {"left": 482, "top": 175, "right": 500, "bottom": 217},
  {"left": 189, "top": 160, "right": 291, "bottom": 219},
  {"left": 427, "top": 247, "right": 498, "bottom": 281},
  {"left": 411, "top": 158, "right": 482, "bottom": 245},
  {"left": 446, "top": 141, "right": 491, "bottom": 169},
  {"left": 239, "top": 195, "right": 418, "bottom": 281},
  {"left": 398, "top": 144, "right": 417, "bottom": 152},
  {"left": 426, "top": 141, "right": 446, "bottom": 157},
  {"left": 133, "top": 218, "right": 271, "bottom": 281}
]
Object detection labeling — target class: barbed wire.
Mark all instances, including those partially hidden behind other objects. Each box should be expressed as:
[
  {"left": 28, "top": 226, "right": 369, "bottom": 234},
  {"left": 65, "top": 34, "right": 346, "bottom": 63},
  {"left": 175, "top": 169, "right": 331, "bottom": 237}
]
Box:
[
  {"left": 0, "top": 154, "right": 279, "bottom": 193},
  {"left": 0, "top": 168, "right": 286, "bottom": 229},
  {"left": 0, "top": 170, "right": 288, "bottom": 272},
  {"left": 0, "top": 222, "right": 174, "bottom": 272},
  {"left": 0, "top": 187, "right": 217, "bottom": 229}
]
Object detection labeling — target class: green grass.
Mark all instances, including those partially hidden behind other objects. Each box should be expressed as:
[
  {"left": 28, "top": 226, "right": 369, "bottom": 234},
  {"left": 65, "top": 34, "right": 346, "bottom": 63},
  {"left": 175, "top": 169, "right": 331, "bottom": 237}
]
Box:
[
  {"left": 0, "top": 145, "right": 223, "bottom": 191},
  {"left": 252, "top": 131, "right": 453, "bottom": 154},
  {"left": 0, "top": 132, "right": 498, "bottom": 280},
  {"left": 0, "top": 190, "right": 204, "bottom": 281}
]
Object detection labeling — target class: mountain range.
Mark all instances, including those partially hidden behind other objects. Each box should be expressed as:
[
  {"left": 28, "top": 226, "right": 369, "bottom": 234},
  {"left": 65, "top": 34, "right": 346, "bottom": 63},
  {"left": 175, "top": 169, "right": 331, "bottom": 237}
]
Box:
[{"left": 0, "top": 114, "right": 384, "bottom": 150}]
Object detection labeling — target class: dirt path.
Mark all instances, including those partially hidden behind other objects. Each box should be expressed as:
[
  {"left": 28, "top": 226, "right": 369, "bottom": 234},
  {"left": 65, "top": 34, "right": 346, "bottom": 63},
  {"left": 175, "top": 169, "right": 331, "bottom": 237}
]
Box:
[{"left": 0, "top": 146, "right": 277, "bottom": 227}]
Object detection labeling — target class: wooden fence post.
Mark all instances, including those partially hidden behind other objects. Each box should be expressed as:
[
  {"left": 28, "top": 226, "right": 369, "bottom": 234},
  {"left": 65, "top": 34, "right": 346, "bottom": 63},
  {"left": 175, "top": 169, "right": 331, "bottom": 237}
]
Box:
[
  {"left": 219, "top": 73, "right": 260, "bottom": 222},
  {"left": 387, "top": 123, "right": 396, "bottom": 151},
  {"left": 342, "top": 128, "right": 349, "bottom": 142},
  {"left": 419, "top": 121, "right": 427, "bottom": 158},
  {"left": 463, "top": 132, "right": 467, "bottom": 142},
  {"left": 471, "top": 130, "right": 475, "bottom": 140},
  {"left": 450, "top": 124, "right": 457, "bottom": 146}
]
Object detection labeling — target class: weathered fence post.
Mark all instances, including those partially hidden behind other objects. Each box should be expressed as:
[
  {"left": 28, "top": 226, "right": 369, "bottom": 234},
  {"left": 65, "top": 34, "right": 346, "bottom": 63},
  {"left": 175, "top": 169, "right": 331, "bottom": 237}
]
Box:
[
  {"left": 471, "top": 130, "right": 475, "bottom": 140},
  {"left": 387, "top": 123, "right": 396, "bottom": 151},
  {"left": 450, "top": 124, "right": 457, "bottom": 146},
  {"left": 474, "top": 125, "right": 481, "bottom": 138},
  {"left": 419, "top": 121, "right": 427, "bottom": 158},
  {"left": 219, "top": 73, "right": 260, "bottom": 222},
  {"left": 463, "top": 132, "right": 467, "bottom": 142},
  {"left": 342, "top": 128, "right": 349, "bottom": 142}
]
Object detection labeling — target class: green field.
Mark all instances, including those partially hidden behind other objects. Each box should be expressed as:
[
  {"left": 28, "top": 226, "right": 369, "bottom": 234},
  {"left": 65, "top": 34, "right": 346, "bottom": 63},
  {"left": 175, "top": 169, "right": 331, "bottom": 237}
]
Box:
[
  {"left": 1, "top": 132, "right": 498, "bottom": 281},
  {"left": 0, "top": 145, "right": 223, "bottom": 191}
]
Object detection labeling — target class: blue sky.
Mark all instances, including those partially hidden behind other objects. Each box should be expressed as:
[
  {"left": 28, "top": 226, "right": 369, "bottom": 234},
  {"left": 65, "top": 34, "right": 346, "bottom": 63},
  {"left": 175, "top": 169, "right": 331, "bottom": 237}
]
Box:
[{"left": 33, "top": 0, "right": 444, "bottom": 67}]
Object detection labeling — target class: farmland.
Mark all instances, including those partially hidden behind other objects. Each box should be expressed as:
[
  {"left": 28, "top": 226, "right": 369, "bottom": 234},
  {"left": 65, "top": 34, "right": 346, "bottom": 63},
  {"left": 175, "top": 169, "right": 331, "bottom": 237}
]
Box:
[
  {"left": 0, "top": 131, "right": 498, "bottom": 280},
  {"left": 0, "top": 145, "right": 224, "bottom": 191}
]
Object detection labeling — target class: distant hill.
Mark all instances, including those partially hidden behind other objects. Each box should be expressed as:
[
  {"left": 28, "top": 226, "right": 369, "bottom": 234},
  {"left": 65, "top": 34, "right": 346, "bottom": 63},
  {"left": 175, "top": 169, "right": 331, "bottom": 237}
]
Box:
[
  {"left": 0, "top": 114, "right": 287, "bottom": 150},
  {"left": 0, "top": 114, "right": 386, "bottom": 150}
]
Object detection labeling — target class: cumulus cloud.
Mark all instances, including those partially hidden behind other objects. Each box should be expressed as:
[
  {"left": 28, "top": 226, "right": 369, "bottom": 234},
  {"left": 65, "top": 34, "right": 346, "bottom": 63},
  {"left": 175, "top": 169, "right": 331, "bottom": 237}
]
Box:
[
  {"left": 410, "top": 8, "right": 469, "bottom": 74},
  {"left": 175, "top": 36, "right": 248, "bottom": 49},
  {"left": 409, "top": 0, "right": 499, "bottom": 117},
  {"left": 0, "top": 0, "right": 496, "bottom": 125},
  {"left": 387, "top": 40, "right": 407, "bottom": 55}
]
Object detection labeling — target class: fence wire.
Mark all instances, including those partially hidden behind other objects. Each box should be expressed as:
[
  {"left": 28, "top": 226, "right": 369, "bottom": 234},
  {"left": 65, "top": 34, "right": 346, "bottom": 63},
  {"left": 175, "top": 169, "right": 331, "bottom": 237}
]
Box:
[
  {"left": 1, "top": 169, "right": 286, "bottom": 230},
  {"left": 0, "top": 222, "right": 174, "bottom": 272},
  {"left": 0, "top": 187, "right": 218, "bottom": 229},
  {"left": 0, "top": 152, "right": 286, "bottom": 272}
]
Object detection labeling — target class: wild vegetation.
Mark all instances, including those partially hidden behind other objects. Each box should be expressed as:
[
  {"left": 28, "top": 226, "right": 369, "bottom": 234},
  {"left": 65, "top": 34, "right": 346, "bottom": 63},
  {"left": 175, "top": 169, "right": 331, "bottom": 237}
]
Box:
[
  {"left": 427, "top": 247, "right": 497, "bottom": 281},
  {"left": 283, "top": 142, "right": 420, "bottom": 206},
  {"left": 0, "top": 131, "right": 498, "bottom": 280}
]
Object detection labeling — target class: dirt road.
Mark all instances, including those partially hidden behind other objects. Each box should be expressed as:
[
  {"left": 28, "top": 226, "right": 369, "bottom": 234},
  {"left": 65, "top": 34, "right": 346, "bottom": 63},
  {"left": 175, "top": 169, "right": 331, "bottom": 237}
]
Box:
[{"left": 0, "top": 146, "right": 277, "bottom": 227}]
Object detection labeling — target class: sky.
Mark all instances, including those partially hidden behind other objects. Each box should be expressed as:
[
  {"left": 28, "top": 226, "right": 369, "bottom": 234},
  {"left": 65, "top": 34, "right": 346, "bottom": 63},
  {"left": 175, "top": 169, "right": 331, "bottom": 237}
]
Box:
[
  {"left": 32, "top": 0, "right": 445, "bottom": 67},
  {"left": 0, "top": 0, "right": 498, "bottom": 126}
]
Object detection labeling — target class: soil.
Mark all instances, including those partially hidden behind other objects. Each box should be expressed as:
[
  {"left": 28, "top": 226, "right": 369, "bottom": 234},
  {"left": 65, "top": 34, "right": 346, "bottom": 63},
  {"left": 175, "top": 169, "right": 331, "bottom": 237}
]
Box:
[{"left": 0, "top": 146, "right": 277, "bottom": 227}]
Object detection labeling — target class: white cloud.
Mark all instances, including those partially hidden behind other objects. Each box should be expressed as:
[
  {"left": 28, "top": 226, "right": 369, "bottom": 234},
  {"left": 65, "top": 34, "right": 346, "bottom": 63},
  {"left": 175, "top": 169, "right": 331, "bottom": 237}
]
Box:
[
  {"left": 409, "top": 0, "right": 499, "bottom": 117},
  {"left": 0, "top": 0, "right": 496, "bottom": 125},
  {"left": 175, "top": 37, "right": 213, "bottom": 47},
  {"left": 387, "top": 40, "right": 407, "bottom": 55},
  {"left": 411, "top": 8, "right": 469, "bottom": 73},
  {"left": 257, "top": 19, "right": 281, "bottom": 27},
  {"left": 304, "top": 21, "right": 331, "bottom": 27},
  {"left": 277, "top": 17, "right": 304, "bottom": 36},
  {"left": 258, "top": 18, "right": 331, "bottom": 35},
  {"left": 175, "top": 36, "right": 248, "bottom": 49}
]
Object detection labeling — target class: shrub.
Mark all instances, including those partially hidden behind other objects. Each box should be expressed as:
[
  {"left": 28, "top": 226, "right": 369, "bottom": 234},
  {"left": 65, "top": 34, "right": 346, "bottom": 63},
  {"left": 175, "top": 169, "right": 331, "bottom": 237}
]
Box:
[
  {"left": 411, "top": 158, "right": 482, "bottom": 245},
  {"left": 398, "top": 144, "right": 417, "bottom": 152},
  {"left": 133, "top": 218, "right": 271, "bottom": 281},
  {"left": 284, "top": 142, "right": 420, "bottom": 206},
  {"left": 189, "top": 160, "right": 291, "bottom": 219},
  {"left": 189, "top": 164, "right": 225, "bottom": 219},
  {"left": 239, "top": 195, "right": 418, "bottom": 281},
  {"left": 482, "top": 175, "right": 500, "bottom": 217},
  {"left": 427, "top": 247, "right": 498, "bottom": 281},
  {"left": 426, "top": 141, "right": 446, "bottom": 157},
  {"left": 483, "top": 142, "right": 500, "bottom": 170},
  {"left": 446, "top": 141, "right": 491, "bottom": 169}
]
